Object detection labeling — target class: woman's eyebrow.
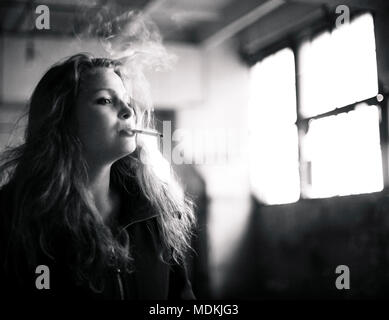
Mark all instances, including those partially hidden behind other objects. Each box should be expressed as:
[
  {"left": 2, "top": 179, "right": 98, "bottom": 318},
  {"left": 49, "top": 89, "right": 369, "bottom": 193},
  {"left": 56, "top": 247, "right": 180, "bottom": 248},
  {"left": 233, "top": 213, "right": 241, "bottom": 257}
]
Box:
[
  {"left": 92, "top": 88, "right": 117, "bottom": 95},
  {"left": 92, "top": 88, "right": 130, "bottom": 100}
]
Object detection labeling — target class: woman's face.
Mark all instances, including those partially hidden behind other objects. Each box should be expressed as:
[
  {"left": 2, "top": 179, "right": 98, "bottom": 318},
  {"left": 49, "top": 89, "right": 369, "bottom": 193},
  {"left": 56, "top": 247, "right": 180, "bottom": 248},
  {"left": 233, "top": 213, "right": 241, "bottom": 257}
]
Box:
[{"left": 75, "top": 67, "right": 137, "bottom": 164}]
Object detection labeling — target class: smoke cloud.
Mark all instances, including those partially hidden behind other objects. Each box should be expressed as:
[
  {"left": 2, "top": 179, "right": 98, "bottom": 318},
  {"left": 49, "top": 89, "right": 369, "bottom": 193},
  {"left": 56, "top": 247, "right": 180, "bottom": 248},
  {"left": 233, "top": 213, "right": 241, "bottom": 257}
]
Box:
[{"left": 74, "top": 4, "right": 176, "bottom": 115}]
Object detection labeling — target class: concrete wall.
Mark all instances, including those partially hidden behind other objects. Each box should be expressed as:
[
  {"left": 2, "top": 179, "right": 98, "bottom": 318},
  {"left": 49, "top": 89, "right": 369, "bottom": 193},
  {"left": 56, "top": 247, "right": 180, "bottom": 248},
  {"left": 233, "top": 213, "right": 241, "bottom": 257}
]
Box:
[
  {"left": 0, "top": 36, "right": 203, "bottom": 106},
  {"left": 176, "top": 39, "right": 252, "bottom": 297},
  {"left": 220, "top": 192, "right": 389, "bottom": 299}
]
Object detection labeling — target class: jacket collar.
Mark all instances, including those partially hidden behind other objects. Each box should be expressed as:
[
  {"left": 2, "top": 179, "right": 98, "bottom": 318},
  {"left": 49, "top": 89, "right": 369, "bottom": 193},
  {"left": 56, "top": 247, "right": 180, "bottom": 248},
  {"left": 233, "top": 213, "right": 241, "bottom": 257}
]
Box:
[
  {"left": 116, "top": 181, "right": 160, "bottom": 230},
  {"left": 1, "top": 180, "right": 159, "bottom": 231}
]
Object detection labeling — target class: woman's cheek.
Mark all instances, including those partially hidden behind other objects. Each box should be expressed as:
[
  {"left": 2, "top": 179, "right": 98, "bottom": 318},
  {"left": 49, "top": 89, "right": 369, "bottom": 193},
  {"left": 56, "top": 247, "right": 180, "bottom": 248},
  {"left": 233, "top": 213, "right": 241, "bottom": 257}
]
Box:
[{"left": 94, "top": 109, "right": 117, "bottom": 134}]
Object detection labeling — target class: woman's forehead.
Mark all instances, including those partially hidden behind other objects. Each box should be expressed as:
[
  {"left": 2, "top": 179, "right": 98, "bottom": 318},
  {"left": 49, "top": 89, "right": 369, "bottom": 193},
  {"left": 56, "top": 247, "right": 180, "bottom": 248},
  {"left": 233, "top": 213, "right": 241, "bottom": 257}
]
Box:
[{"left": 80, "top": 67, "right": 132, "bottom": 96}]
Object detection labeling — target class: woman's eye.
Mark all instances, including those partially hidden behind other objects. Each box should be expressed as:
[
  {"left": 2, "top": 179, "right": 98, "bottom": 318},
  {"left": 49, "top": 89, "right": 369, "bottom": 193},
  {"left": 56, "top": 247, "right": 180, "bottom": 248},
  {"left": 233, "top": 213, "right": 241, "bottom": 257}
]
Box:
[{"left": 97, "top": 97, "right": 112, "bottom": 105}]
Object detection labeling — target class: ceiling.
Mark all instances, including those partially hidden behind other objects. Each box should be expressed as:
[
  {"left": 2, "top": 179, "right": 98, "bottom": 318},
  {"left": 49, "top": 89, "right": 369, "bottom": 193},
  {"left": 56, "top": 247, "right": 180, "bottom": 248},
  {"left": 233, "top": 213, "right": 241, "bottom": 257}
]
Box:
[{"left": 1, "top": 0, "right": 388, "bottom": 48}]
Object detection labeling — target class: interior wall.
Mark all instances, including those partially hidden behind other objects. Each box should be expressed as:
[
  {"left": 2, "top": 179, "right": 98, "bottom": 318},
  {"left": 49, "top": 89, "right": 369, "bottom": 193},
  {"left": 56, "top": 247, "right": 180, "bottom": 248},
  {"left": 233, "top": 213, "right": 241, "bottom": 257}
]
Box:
[
  {"left": 176, "top": 39, "right": 252, "bottom": 297},
  {"left": 220, "top": 192, "right": 389, "bottom": 299},
  {"left": 0, "top": 36, "right": 203, "bottom": 105}
]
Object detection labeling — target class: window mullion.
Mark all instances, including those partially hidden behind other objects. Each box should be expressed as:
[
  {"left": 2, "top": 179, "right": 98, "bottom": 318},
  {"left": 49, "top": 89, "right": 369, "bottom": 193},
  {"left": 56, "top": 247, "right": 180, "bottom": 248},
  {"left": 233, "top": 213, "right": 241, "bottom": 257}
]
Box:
[
  {"left": 292, "top": 43, "right": 305, "bottom": 200},
  {"left": 297, "top": 95, "right": 384, "bottom": 125},
  {"left": 378, "top": 91, "right": 389, "bottom": 189}
]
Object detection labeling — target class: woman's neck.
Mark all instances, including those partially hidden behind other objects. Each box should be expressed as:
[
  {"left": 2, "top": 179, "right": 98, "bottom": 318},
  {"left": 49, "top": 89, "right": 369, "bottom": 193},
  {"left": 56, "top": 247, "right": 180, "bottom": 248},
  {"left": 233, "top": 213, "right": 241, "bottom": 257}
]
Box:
[{"left": 86, "top": 162, "right": 119, "bottom": 222}]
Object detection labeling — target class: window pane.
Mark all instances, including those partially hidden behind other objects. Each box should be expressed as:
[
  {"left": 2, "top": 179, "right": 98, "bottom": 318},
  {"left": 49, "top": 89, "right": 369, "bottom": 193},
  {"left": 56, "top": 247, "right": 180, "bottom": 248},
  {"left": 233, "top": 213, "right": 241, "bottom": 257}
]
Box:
[
  {"left": 299, "top": 13, "right": 378, "bottom": 117},
  {"left": 302, "top": 104, "right": 383, "bottom": 198},
  {"left": 248, "top": 48, "right": 300, "bottom": 204}
]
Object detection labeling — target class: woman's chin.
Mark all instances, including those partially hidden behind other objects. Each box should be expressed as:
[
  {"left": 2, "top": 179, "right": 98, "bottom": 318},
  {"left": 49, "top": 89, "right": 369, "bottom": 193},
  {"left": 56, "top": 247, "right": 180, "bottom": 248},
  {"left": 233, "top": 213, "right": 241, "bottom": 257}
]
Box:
[
  {"left": 109, "top": 143, "right": 137, "bottom": 162},
  {"left": 120, "top": 142, "right": 137, "bottom": 156}
]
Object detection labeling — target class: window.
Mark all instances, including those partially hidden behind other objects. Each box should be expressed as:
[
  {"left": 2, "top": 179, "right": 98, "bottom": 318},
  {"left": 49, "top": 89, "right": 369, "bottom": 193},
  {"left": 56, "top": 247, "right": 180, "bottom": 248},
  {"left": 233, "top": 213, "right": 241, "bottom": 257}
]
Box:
[
  {"left": 302, "top": 104, "right": 383, "bottom": 198},
  {"left": 248, "top": 48, "right": 300, "bottom": 204},
  {"left": 298, "top": 14, "right": 379, "bottom": 117},
  {"left": 249, "top": 12, "right": 384, "bottom": 204},
  {"left": 298, "top": 13, "right": 383, "bottom": 198}
]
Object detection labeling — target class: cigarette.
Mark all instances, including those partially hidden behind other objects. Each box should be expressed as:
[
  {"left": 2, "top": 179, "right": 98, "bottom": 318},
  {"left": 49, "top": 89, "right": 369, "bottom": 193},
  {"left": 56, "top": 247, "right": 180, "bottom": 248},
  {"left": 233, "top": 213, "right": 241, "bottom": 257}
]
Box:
[{"left": 131, "top": 129, "right": 163, "bottom": 138}]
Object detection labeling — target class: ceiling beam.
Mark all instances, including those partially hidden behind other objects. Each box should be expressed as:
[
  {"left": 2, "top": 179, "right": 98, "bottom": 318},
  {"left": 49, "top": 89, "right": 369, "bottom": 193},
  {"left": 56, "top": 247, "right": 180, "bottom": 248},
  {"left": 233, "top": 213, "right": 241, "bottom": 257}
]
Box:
[
  {"left": 284, "top": 0, "right": 389, "bottom": 10},
  {"left": 201, "top": 0, "right": 286, "bottom": 48},
  {"left": 242, "top": 3, "right": 325, "bottom": 55},
  {"left": 10, "top": 1, "right": 30, "bottom": 32}
]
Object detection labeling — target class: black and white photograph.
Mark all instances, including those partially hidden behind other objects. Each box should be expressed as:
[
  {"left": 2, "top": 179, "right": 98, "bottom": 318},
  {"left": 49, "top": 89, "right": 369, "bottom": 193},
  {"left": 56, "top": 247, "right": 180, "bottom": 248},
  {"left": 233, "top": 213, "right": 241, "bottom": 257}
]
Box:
[{"left": 1, "top": 0, "right": 389, "bottom": 310}]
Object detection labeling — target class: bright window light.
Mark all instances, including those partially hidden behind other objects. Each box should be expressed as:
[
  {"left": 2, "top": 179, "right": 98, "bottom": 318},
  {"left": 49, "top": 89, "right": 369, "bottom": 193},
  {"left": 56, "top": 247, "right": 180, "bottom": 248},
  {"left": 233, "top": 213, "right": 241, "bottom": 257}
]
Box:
[
  {"left": 302, "top": 104, "right": 383, "bottom": 198},
  {"left": 248, "top": 48, "right": 300, "bottom": 205},
  {"left": 299, "top": 13, "right": 378, "bottom": 118}
]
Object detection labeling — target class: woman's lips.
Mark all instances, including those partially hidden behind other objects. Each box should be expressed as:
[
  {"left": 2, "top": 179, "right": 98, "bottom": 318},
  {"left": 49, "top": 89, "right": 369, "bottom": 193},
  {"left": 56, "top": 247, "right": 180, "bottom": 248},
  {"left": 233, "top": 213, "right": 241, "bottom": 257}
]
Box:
[{"left": 119, "top": 129, "right": 136, "bottom": 137}]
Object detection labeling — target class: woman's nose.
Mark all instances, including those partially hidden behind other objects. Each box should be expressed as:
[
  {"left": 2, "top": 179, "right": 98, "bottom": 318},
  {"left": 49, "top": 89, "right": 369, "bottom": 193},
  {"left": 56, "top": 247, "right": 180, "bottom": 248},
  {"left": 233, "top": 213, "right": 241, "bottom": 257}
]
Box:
[{"left": 119, "top": 101, "right": 135, "bottom": 120}]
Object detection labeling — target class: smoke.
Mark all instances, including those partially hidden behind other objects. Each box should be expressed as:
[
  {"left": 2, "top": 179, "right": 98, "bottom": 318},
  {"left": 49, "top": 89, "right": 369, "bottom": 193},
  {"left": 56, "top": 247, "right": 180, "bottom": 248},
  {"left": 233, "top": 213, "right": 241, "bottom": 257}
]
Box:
[{"left": 74, "top": 4, "right": 176, "bottom": 114}]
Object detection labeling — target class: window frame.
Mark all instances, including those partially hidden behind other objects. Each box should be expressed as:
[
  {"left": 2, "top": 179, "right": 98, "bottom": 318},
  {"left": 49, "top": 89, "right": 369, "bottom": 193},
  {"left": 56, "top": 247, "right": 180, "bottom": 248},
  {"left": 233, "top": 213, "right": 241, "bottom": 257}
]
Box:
[{"left": 248, "top": 9, "right": 388, "bottom": 203}]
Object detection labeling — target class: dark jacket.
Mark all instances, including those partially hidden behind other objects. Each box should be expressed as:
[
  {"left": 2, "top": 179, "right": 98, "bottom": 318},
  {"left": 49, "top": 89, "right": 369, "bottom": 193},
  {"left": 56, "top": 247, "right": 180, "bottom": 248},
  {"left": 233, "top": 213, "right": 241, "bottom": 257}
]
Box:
[{"left": 0, "top": 182, "right": 195, "bottom": 300}]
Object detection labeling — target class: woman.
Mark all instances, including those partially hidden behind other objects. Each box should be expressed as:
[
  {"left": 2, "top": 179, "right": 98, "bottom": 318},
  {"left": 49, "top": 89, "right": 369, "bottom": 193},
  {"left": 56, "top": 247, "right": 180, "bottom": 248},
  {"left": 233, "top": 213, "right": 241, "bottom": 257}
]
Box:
[{"left": 0, "top": 53, "right": 196, "bottom": 300}]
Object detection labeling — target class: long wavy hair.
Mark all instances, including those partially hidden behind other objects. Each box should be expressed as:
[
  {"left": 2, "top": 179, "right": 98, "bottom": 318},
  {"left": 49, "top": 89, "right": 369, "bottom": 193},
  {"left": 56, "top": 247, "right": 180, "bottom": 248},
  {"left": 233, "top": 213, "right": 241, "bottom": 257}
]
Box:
[{"left": 0, "top": 53, "right": 195, "bottom": 291}]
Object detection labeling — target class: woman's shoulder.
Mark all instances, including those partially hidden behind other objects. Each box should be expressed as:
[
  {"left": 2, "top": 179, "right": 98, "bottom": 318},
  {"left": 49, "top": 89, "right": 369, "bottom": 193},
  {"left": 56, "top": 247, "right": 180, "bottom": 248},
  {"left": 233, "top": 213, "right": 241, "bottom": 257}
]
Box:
[
  {"left": 0, "top": 183, "right": 8, "bottom": 198},
  {"left": 0, "top": 182, "right": 16, "bottom": 242},
  {"left": 0, "top": 182, "right": 14, "bottom": 214},
  {"left": 0, "top": 183, "right": 15, "bottom": 277},
  {"left": 0, "top": 181, "right": 14, "bottom": 196}
]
